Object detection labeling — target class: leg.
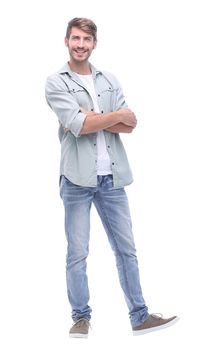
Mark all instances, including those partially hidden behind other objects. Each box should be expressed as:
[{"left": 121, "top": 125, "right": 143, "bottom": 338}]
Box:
[
  {"left": 93, "top": 175, "right": 149, "bottom": 327},
  {"left": 60, "top": 176, "right": 93, "bottom": 321}
]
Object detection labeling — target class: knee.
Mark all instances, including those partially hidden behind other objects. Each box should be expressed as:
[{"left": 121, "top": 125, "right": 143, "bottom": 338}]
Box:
[{"left": 66, "top": 246, "right": 89, "bottom": 271}]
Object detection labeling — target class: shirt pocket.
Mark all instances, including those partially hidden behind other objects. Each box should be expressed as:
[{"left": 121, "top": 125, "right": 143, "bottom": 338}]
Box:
[
  {"left": 70, "top": 86, "right": 92, "bottom": 109},
  {"left": 98, "top": 88, "right": 116, "bottom": 112}
]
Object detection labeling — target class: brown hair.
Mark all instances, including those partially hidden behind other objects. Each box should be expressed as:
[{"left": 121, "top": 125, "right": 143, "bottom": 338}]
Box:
[{"left": 66, "top": 17, "right": 97, "bottom": 42}]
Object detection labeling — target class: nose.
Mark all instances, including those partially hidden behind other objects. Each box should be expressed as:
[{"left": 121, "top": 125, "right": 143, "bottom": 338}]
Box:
[{"left": 77, "top": 38, "right": 84, "bottom": 47}]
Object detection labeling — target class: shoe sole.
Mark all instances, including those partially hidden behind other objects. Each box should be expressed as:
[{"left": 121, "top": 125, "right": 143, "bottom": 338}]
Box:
[
  {"left": 133, "top": 316, "right": 180, "bottom": 336},
  {"left": 69, "top": 333, "right": 88, "bottom": 339}
]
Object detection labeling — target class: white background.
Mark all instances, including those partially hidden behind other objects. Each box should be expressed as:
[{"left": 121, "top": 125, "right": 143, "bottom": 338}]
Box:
[{"left": 0, "top": 0, "right": 206, "bottom": 349}]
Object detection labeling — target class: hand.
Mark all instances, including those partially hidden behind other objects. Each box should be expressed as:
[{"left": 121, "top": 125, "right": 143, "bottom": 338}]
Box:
[{"left": 117, "top": 108, "right": 137, "bottom": 128}]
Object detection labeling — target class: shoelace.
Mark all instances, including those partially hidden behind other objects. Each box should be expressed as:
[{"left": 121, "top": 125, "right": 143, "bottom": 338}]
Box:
[{"left": 73, "top": 318, "right": 92, "bottom": 329}]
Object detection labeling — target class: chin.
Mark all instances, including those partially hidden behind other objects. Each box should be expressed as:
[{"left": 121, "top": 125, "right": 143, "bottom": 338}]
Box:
[{"left": 74, "top": 55, "right": 90, "bottom": 63}]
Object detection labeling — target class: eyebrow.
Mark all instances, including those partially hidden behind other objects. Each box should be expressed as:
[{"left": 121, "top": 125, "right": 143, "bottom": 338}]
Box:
[{"left": 71, "top": 34, "right": 93, "bottom": 39}]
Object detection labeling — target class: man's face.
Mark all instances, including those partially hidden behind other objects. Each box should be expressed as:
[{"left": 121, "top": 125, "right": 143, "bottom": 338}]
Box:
[{"left": 65, "top": 27, "right": 96, "bottom": 63}]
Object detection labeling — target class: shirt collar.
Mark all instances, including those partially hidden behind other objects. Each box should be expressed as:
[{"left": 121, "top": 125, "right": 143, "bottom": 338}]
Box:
[{"left": 58, "top": 62, "right": 102, "bottom": 79}]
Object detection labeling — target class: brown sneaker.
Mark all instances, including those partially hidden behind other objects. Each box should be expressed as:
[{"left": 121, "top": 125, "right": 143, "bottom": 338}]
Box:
[
  {"left": 69, "top": 318, "right": 91, "bottom": 338},
  {"left": 133, "top": 313, "right": 179, "bottom": 335}
]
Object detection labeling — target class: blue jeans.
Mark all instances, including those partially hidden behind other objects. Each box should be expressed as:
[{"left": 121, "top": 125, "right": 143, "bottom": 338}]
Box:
[{"left": 60, "top": 175, "right": 149, "bottom": 327}]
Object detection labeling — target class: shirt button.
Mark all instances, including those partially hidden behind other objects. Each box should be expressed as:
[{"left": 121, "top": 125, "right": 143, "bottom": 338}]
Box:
[
  {"left": 101, "top": 110, "right": 104, "bottom": 113},
  {"left": 91, "top": 108, "right": 94, "bottom": 111},
  {"left": 107, "top": 145, "right": 110, "bottom": 148},
  {"left": 112, "top": 162, "right": 115, "bottom": 165},
  {"left": 94, "top": 143, "right": 96, "bottom": 146},
  {"left": 98, "top": 94, "right": 100, "bottom": 97}
]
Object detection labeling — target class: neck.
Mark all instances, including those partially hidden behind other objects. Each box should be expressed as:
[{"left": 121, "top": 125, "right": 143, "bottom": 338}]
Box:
[{"left": 68, "top": 60, "right": 91, "bottom": 75}]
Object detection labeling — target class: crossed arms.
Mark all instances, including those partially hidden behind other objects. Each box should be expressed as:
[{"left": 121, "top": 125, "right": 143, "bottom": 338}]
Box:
[
  {"left": 79, "top": 108, "right": 137, "bottom": 135},
  {"left": 63, "top": 108, "right": 137, "bottom": 135},
  {"left": 46, "top": 76, "right": 137, "bottom": 137},
  {"left": 63, "top": 109, "right": 137, "bottom": 135}
]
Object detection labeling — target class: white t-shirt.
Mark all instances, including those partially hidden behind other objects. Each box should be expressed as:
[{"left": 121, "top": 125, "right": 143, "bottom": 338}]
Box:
[{"left": 76, "top": 74, "right": 112, "bottom": 175}]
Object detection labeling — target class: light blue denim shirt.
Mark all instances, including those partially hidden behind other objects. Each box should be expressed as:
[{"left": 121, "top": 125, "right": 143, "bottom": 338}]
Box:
[{"left": 45, "top": 63, "right": 133, "bottom": 188}]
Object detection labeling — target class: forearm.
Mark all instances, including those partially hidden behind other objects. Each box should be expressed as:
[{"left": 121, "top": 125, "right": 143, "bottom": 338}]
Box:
[
  {"left": 105, "top": 123, "right": 135, "bottom": 133},
  {"left": 80, "top": 111, "right": 121, "bottom": 135}
]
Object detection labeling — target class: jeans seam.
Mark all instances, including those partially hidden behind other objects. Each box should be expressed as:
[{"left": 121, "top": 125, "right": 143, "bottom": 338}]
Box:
[{"left": 95, "top": 195, "right": 135, "bottom": 307}]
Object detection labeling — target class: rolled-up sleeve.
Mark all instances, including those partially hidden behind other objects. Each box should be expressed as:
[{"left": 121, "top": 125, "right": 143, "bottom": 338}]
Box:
[{"left": 45, "top": 75, "right": 86, "bottom": 137}]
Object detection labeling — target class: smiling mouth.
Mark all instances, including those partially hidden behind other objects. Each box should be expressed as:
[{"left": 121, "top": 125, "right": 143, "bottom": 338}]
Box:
[{"left": 74, "top": 50, "right": 87, "bottom": 54}]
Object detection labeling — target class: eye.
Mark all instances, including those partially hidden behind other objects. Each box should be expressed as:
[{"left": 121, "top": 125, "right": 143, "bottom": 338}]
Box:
[{"left": 71, "top": 36, "right": 80, "bottom": 41}]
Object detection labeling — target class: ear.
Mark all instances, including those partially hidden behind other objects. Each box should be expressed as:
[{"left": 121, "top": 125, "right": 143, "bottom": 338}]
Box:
[{"left": 64, "top": 37, "right": 69, "bottom": 47}]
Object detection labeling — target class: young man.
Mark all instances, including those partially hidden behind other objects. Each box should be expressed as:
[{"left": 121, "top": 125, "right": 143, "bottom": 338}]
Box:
[{"left": 45, "top": 17, "right": 179, "bottom": 338}]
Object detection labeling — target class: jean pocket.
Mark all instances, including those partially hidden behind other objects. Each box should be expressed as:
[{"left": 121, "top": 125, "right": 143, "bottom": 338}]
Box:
[{"left": 59, "top": 175, "right": 67, "bottom": 198}]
